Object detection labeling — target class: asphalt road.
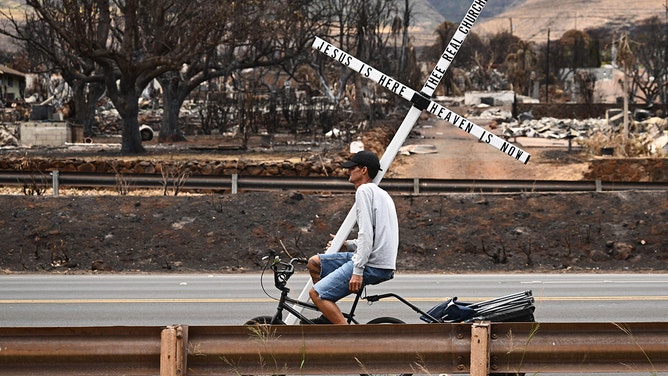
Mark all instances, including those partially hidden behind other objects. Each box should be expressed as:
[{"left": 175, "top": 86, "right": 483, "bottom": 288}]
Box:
[{"left": 1, "top": 273, "right": 667, "bottom": 327}]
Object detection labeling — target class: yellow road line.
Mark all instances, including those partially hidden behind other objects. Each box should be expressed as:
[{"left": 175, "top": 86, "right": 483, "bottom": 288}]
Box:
[
  {"left": 397, "top": 296, "right": 668, "bottom": 302},
  {"left": 1, "top": 296, "right": 667, "bottom": 304},
  {"left": 0, "top": 298, "right": 273, "bottom": 304}
]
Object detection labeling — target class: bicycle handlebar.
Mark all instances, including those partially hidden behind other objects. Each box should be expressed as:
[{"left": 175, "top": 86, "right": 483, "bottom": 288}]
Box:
[
  {"left": 264, "top": 251, "right": 307, "bottom": 266},
  {"left": 264, "top": 252, "right": 308, "bottom": 290}
]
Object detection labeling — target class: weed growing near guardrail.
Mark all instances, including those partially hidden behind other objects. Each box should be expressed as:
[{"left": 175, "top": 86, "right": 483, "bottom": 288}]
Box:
[
  {"left": 519, "top": 241, "right": 534, "bottom": 267},
  {"left": 503, "top": 322, "right": 540, "bottom": 375},
  {"left": 233, "top": 322, "right": 295, "bottom": 375},
  {"left": 159, "top": 162, "right": 192, "bottom": 196},
  {"left": 612, "top": 322, "right": 659, "bottom": 375},
  {"left": 481, "top": 237, "right": 508, "bottom": 264},
  {"left": 109, "top": 163, "right": 131, "bottom": 195},
  {"left": 49, "top": 240, "right": 71, "bottom": 268},
  {"left": 18, "top": 159, "right": 48, "bottom": 195},
  {"left": 207, "top": 195, "right": 225, "bottom": 213}
]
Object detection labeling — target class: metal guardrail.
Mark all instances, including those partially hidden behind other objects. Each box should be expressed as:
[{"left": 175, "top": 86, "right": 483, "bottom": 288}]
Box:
[
  {"left": 1, "top": 322, "right": 667, "bottom": 375},
  {"left": 1, "top": 170, "right": 667, "bottom": 194},
  {"left": 0, "top": 326, "right": 162, "bottom": 375}
]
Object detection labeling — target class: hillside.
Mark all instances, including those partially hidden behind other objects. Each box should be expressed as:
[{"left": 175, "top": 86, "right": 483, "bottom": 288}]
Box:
[
  {"left": 450, "top": 0, "right": 665, "bottom": 43},
  {"left": 408, "top": 0, "right": 666, "bottom": 47},
  {"left": 3, "top": 0, "right": 664, "bottom": 47},
  {"left": 3, "top": 190, "right": 666, "bottom": 274},
  {"left": 426, "top": 0, "right": 515, "bottom": 23}
]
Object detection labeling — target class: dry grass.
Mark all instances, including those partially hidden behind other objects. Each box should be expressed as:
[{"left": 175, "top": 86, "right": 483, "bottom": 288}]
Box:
[{"left": 579, "top": 132, "right": 667, "bottom": 158}]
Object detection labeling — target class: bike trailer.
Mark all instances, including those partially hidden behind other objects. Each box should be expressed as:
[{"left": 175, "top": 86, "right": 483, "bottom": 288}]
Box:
[{"left": 420, "top": 290, "right": 535, "bottom": 323}]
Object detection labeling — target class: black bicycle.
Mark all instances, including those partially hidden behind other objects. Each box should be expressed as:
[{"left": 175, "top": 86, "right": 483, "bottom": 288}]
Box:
[
  {"left": 245, "top": 251, "right": 404, "bottom": 326},
  {"left": 246, "top": 251, "right": 535, "bottom": 376}
]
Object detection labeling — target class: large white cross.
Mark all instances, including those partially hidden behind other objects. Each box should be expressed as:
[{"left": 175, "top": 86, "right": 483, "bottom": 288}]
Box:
[
  {"left": 311, "top": 37, "right": 531, "bottom": 163},
  {"left": 284, "top": 0, "right": 527, "bottom": 324}
]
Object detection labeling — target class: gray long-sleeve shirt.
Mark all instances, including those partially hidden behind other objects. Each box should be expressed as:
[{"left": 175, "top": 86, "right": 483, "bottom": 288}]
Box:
[{"left": 346, "top": 183, "right": 399, "bottom": 275}]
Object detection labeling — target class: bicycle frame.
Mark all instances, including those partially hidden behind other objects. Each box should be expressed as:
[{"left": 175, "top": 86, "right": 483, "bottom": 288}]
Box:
[
  {"left": 365, "top": 292, "right": 440, "bottom": 323},
  {"left": 269, "top": 286, "right": 363, "bottom": 325}
]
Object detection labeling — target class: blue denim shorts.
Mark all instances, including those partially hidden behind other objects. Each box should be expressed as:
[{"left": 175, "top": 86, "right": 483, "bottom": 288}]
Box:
[{"left": 313, "top": 252, "right": 394, "bottom": 301}]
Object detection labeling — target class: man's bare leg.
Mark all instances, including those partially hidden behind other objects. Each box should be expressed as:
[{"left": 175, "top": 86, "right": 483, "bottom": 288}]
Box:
[
  {"left": 307, "top": 255, "right": 321, "bottom": 283},
  {"left": 309, "top": 288, "right": 347, "bottom": 325}
]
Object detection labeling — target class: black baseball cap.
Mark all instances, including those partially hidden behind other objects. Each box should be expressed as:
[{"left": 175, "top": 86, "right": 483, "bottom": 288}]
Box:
[{"left": 341, "top": 150, "right": 382, "bottom": 178}]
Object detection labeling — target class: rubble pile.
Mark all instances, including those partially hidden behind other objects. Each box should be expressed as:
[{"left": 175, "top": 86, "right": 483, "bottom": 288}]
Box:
[
  {"left": 477, "top": 108, "right": 668, "bottom": 155},
  {"left": 2, "top": 97, "right": 666, "bottom": 157}
]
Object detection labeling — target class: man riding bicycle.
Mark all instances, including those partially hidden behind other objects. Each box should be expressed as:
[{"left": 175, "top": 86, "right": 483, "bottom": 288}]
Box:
[{"left": 307, "top": 150, "right": 399, "bottom": 324}]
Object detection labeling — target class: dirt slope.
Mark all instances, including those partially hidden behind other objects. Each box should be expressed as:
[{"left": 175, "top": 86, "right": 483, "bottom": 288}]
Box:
[{"left": 1, "top": 188, "right": 666, "bottom": 274}]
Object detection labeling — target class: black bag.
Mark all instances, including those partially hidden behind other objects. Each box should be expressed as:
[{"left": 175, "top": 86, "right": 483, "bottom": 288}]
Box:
[{"left": 420, "top": 297, "right": 477, "bottom": 323}]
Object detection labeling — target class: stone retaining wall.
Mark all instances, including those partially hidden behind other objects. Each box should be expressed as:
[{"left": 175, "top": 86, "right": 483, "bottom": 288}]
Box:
[
  {"left": 3, "top": 156, "right": 666, "bottom": 182},
  {"left": 1, "top": 123, "right": 399, "bottom": 179},
  {"left": 0, "top": 156, "right": 349, "bottom": 178}
]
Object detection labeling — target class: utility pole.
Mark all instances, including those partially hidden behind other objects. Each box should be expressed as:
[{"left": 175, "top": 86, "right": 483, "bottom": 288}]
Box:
[
  {"left": 545, "top": 28, "right": 550, "bottom": 103},
  {"left": 617, "top": 32, "right": 633, "bottom": 150}
]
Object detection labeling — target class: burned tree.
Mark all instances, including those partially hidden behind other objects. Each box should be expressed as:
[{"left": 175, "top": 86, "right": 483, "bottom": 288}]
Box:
[
  {"left": 627, "top": 16, "right": 668, "bottom": 105},
  {"left": 311, "top": 0, "right": 407, "bottom": 121},
  {"left": 14, "top": 0, "right": 229, "bottom": 154},
  {"left": 156, "top": 0, "right": 318, "bottom": 143},
  {"left": 0, "top": 5, "right": 106, "bottom": 138}
]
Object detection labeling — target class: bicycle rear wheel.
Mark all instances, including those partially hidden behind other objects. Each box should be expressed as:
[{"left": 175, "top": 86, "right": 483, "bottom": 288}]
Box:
[
  {"left": 366, "top": 316, "right": 405, "bottom": 324},
  {"left": 362, "top": 317, "right": 411, "bottom": 376},
  {"left": 244, "top": 316, "right": 285, "bottom": 325}
]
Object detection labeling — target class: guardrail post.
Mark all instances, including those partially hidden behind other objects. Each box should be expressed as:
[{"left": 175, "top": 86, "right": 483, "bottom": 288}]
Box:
[
  {"left": 413, "top": 178, "right": 419, "bottom": 194},
  {"left": 232, "top": 173, "right": 238, "bottom": 194},
  {"left": 51, "top": 170, "right": 59, "bottom": 196},
  {"left": 161, "top": 325, "right": 188, "bottom": 376},
  {"left": 470, "top": 321, "right": 490, "bottom": 376}
]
